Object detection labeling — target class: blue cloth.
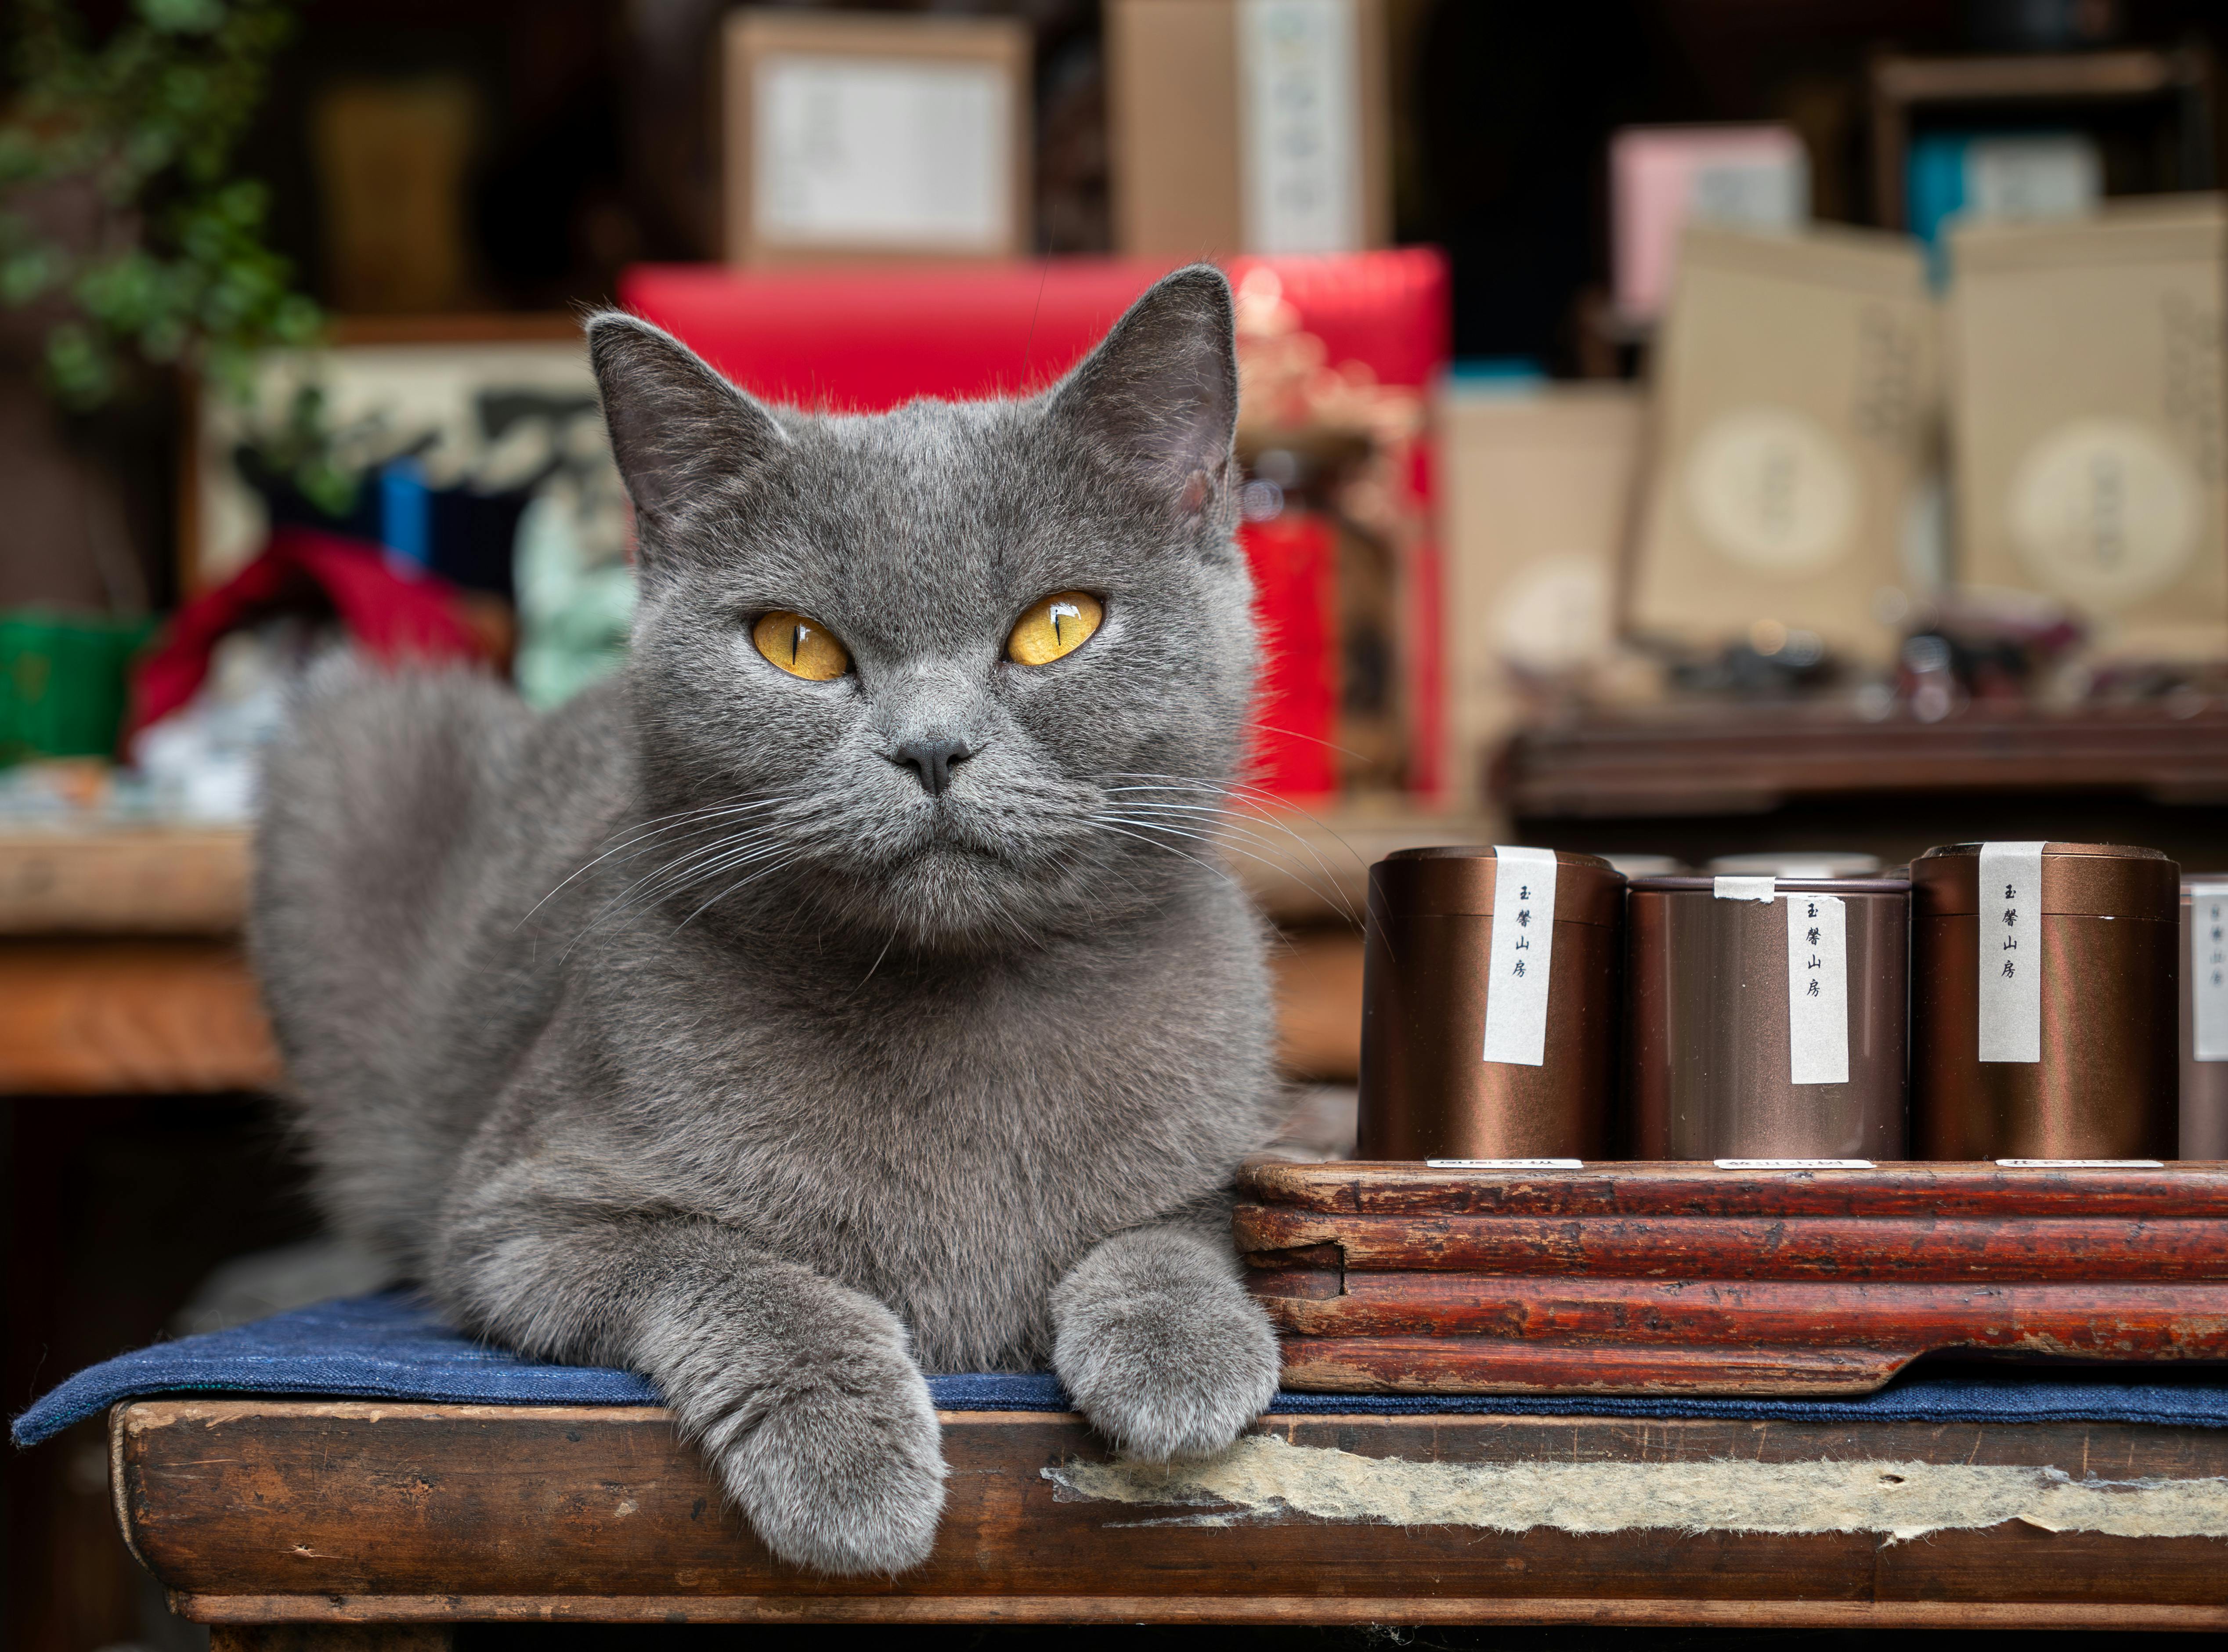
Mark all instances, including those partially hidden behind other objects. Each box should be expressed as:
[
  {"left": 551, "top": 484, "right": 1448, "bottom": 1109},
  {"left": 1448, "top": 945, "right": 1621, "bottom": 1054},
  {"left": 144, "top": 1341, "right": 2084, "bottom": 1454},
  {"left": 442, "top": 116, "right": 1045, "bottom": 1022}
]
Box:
[{"left": 17, "top": 1289, "right": 2228, "bottom": 1447}]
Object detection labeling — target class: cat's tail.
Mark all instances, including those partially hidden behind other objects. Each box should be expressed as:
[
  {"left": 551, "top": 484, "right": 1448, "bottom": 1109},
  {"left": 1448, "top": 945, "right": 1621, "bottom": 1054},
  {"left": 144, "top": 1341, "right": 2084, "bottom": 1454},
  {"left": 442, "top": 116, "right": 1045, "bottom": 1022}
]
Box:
[{"left": 249, "top": 655, "right": 536, "bottom": 1270}]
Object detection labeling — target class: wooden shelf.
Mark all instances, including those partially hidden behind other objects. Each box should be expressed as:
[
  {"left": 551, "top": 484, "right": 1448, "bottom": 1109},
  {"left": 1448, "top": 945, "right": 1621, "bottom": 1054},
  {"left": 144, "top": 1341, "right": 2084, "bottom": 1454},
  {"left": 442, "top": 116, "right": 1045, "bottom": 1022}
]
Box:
[
  {"left": 119, "top": 1399, "right": 2228, "bottom": 1629},
  {"left": 1867, "top": 43, "right": 2217, "bottom": 228},
  {"left": 1240, "top": 1158, "right": 2228, "bottom": 1398},
  {"left": 1498, "top": 705, "right": 2228, "bottom": 821}
]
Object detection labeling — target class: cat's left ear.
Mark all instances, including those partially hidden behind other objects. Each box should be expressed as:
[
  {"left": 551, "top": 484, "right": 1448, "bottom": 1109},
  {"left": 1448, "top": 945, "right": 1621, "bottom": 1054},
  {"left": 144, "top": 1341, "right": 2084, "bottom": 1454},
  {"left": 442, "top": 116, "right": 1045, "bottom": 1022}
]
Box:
[
  {"left": 1047, "top": 264, "right": 1239, "bottom": 520},
  {"left": 586, "top": 311, "right": 788, "bottom": 542}
]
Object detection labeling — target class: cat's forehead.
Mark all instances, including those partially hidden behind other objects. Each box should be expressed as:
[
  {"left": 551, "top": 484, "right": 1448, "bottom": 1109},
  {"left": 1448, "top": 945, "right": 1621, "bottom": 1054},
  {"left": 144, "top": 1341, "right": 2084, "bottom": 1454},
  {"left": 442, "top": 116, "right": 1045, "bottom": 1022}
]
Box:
[{"left": 722, "top": 398, "right": 1162, "bottom": 636}]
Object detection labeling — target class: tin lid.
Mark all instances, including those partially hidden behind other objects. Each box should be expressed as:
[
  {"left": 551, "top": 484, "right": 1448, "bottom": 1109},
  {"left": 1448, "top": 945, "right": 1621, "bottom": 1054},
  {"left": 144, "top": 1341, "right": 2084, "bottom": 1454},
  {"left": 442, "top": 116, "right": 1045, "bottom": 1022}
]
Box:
[
  {"left": 1912, "top": 842, "right": 2179, "bottom": 919},
  {"left": 1630, "top": 875, "right": 1910, "bottom": 897},
  {"left": 1707, "top": 851, "right": 1882, "bottom": 878},
  {"left": 1369, "top": 846, "right": 1623, "bottom": 926},
  {"left": 1604, "top": 853, "right": 1685, "bottom": 878}
]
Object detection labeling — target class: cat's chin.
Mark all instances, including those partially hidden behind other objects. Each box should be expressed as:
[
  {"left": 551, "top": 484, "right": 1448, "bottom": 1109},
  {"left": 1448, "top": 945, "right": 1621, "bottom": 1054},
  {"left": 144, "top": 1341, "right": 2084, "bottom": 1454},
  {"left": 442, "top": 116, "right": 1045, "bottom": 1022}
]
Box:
[{"left": 804, "top": 839, "right": 1122, "bottom": 954}]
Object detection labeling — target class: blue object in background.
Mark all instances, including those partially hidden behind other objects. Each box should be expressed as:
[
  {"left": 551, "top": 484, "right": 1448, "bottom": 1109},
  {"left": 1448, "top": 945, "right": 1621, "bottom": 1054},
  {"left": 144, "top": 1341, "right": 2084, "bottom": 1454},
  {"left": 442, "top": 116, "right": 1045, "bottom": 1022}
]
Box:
[
  {"left": 1907, "top": 130, "right": 2102, "bottom": 287},
  {"left": 1447, "top": 358, "right": 1549, "bottom": 395},
  {"left": 377, "top": 457, "right": 433, "bottom": 575},
  {"left": 1907, "top": 134, "right": 1973, "bottom": 286}
]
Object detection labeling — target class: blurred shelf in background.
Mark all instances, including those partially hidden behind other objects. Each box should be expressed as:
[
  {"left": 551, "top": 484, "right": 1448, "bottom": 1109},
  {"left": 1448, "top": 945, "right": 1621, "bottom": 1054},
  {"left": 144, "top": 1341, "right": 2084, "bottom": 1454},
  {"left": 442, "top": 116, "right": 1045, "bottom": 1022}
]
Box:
[
  {"left": 1499, "top": 704, "right": 2228, "bottom": 871},
  {"left": 0, "top": 827, "right": 249, "bottom": 936}
]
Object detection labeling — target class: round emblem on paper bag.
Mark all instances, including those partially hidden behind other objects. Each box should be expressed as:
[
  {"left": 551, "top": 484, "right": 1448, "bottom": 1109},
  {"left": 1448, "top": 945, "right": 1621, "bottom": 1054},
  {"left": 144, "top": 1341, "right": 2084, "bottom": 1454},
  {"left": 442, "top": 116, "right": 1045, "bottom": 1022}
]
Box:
[
  {"left": 1684, "top": 408, "right": 1859, "bottom": 574},
  {"left": 2008, "top": 418, "right": 2198, "bottom": 610},
  {"left": 1494, "top": 557, "right": 1613, "bottom": 673}
]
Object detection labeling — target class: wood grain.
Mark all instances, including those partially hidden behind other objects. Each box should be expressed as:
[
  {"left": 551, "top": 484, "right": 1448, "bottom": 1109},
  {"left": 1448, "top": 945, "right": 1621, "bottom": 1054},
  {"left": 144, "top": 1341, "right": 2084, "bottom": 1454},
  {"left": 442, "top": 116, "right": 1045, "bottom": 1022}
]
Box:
[
  {"left": 1241, "top": 1157, "right": 2228, "bottom": 1216},
  {"left": 0, "top": 828, "right": 250, "bottom": 935},
  {"left": 1268, "top": 929, "right": 1363, "bottom": 1082},
  {"left": 115, "top": 1401, "right": 2228, "bottom": 1627},
  {"left": 1500, "top": 704, "right": 2228, "bottom": 819},
  {"left": 0, "top": 940, "right": 278, "bottom": 1093},
  {"left": 1237, "top": 1158, "right": 2228, "bottom": 1394}
]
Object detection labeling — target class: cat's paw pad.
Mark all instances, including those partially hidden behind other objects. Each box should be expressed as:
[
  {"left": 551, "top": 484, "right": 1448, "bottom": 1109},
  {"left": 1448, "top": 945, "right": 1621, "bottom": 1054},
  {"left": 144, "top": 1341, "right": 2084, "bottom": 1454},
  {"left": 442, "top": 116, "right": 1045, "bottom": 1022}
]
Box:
[
  {"left": 1053, "top": 1251, "right": 1279, "bottom": 1461},
  {"left": 708, "top": 1355, "right": 948, "bottom": 1575}
]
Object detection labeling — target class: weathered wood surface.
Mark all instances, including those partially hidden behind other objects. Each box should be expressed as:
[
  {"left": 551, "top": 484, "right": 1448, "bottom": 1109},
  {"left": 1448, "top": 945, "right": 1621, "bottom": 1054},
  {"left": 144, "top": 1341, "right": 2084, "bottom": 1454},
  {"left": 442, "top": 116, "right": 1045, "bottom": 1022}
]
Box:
[
  {"left": 0, "top": 939, "right": 280, "bottom": 1093},
  {"left": 114, "top": 1400, "right": 2228, "bottom": 1627},
  {"left": 1241, "top": 1158, "right": 2228, "bottom": 1217},
  {"left": 1237, "top": 1158, "right": 2228, "bottom": 1394},
  {"left": 0, "top": 826, "right": 251, "bottom": 936}
]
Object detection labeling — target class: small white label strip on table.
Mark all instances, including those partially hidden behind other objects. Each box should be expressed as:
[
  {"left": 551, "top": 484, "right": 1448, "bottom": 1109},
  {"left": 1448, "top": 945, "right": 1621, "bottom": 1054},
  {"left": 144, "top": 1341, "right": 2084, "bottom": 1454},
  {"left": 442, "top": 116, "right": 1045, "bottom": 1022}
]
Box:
[
  {"left": 1426, "top": 1158, "right": 1584, "bottom": 1169},
  {"left": 1785, "top": 889, "right": 1849, "bottom": 1086},
  {"left": 1995, "top": 1158, "right": 2165, "bottom": 1168},
  {"left": 1482, "top": 846, "right": 1557, "bottom": 1067},
  {"left": 1714, "top": 1159, "right": 1875, "bottom": 1169},
  {"left": 2193, "top": 882, "right": 2228, "bottom": 1062},
  {"left": 1978, "top": 841, "right": 2046, "bottom": 1063}
]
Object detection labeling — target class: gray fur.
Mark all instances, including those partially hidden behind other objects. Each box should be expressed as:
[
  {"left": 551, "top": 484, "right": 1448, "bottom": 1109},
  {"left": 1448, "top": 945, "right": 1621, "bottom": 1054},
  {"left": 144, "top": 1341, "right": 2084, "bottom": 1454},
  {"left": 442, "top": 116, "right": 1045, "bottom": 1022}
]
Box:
[{"left": 249, "top": 267, "right": 1282, "bottom": 1576}]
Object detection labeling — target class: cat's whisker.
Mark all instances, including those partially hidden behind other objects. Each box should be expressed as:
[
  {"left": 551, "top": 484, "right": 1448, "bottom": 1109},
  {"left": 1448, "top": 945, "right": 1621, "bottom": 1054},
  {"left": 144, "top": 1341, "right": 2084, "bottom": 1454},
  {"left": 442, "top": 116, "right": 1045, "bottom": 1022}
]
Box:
[
  {"left": 1095, "top": 811, "right": 1360, "bottom": 925},
  {"left": 557, "top": 827, "right": 797, "bottom": 955},
  {"left": 676, "top": 854, "right": 805, "bottom": 929},
  {"left": 1100, "top": 804, "right": 1362, "bottom": 927},
  {"left": 1100, "top": 776, "right": 1369, "bottom": 924},
  {"left": 520, "top": 798, "right": 797, "bottom": 925},
  {"left": 1086, "top": 820, "right": 1247, "bottom": 895}
]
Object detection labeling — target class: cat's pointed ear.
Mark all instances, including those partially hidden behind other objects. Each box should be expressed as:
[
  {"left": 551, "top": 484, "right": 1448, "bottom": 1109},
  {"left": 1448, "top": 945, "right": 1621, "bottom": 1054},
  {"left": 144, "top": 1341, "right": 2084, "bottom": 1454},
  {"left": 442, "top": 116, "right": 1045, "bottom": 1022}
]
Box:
[
  {"left": 585, "top": 312, "right": 787, "bottom": 538},
  {"left": 1047, "top": 264, "right": 1239, "bottom": 519}
]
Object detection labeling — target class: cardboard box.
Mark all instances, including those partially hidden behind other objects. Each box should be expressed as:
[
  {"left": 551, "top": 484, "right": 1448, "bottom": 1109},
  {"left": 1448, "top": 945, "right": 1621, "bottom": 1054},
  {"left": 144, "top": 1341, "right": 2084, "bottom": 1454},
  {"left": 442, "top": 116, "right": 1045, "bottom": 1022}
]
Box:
[
  {"left": 1439, "top": 384, "right": 1644, "bottom": 805},
  {"left": 722, "top": 10, "right": 1031, "bottom": 265},
  {"left": 1107, "top": 0, "right": 1390, "bottom": 258},
  {"left": 1947, "top": 197, "right": 2228, "bottom": 659},
  {"left": 1626, "top": 224, "right": 1939, "bottom": 667}
]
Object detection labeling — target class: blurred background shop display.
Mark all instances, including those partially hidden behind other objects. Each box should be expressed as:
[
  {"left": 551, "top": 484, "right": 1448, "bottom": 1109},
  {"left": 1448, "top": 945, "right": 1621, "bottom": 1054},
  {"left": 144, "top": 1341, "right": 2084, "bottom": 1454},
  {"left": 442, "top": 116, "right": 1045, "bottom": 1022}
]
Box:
[{"left": 8, "top": 3, "right": 2228, "bottom": 1647}]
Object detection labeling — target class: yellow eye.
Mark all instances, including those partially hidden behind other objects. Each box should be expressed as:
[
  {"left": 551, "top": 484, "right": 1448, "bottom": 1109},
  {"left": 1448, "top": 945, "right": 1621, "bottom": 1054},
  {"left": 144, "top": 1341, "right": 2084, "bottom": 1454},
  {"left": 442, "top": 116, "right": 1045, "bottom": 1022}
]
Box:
[
  {"left": 1007, "top": 591, "right": 1104, "bottom": 667},
  {"left": 751, "top": 611, "right": 850, "bottom": 680}
]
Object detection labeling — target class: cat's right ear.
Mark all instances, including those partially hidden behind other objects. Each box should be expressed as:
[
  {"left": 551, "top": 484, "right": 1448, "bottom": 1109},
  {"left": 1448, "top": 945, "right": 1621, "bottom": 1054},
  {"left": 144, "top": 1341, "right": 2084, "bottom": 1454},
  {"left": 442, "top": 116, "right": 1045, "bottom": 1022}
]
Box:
[{"left": 585, "top": 312, "right": 787, "bottom": 540}]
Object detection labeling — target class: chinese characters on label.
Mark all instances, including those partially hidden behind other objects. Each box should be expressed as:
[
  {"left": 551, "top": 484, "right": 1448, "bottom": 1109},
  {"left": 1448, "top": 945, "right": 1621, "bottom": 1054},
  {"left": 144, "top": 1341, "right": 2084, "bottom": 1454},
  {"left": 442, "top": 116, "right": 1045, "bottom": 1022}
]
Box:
[
  {"left": 2193, "top": 884, "right": 2228, "bottom": 1062},
  {"left": 1785, "top": 890, "right": 1848, "bottom": 1085},
  {"left": 1482, "top": 847, "right": 1558, "bottom": 1067},
  {"left": 1977, "top": 842, "right": 2045, "bottom": 1063}
]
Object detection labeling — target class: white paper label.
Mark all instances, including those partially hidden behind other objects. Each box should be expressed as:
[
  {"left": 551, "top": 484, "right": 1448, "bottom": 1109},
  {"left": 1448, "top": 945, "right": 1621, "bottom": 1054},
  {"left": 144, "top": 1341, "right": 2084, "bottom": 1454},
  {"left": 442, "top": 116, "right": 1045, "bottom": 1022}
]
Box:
[
  {"left": 1786, "top": 891, "right": 1849, "bottom": 1086},
  {"left": 1978, "top": 842, "right": 2046, "bottom": 1063},
  {"left": 1482, "top": 846, "right": 1557, "bottom": 1068},
  {"left": 1715, "top": 1158, "right": 1874, "bottom": 1169},
  {"left": 755, "top": 55, "right": 1013, "bottom": 251},
  {"left": 1426, "top": 1158, "right": 1584, "bottom": 1169},
  {"left": 1712, "top": 875, "right": 1777, "bottom": 903},
  {"left": 1238, "top": 0, "right": 1363, "bottom": 255},
  {"left": 2193, "top": 883, "right": 2228, "bottom": 1061},
  {"left": 1996, "top": 1158, "right": 2165, "bottom": 1168}
]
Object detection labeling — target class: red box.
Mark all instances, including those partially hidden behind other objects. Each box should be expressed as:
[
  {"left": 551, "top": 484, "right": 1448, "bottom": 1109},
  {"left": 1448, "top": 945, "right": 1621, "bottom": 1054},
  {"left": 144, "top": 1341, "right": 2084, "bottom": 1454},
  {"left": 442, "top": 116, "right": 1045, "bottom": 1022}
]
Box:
[{"left": 617, "top": 252, "right": 1451, "bottom": 798}]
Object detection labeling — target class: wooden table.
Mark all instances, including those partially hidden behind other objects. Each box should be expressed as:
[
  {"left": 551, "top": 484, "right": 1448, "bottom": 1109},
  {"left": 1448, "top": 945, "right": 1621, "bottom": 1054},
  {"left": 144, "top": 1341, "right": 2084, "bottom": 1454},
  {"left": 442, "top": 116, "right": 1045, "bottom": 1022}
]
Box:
[
  {"left": 115, "top": 1397, "right": 2228, "bottom": 1641},
  {"left": 0, "top": 813, "right": 1455, "bottom": 1094}
]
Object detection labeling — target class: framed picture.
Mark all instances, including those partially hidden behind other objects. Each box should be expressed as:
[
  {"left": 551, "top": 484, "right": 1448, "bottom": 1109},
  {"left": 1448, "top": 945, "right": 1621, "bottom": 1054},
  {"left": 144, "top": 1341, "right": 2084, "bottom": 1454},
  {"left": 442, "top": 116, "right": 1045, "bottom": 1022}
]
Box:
[{"left": 722, "top": 8, "right": 1033, "bottom": 266}]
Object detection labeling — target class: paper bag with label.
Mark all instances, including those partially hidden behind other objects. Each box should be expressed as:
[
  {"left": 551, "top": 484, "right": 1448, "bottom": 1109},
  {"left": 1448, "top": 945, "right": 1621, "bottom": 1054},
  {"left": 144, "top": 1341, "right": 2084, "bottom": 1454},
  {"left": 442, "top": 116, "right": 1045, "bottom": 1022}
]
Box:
[
  {"left": 1627, "top": 225, "right": 1938, "bottom": 666},
  {"left": 1947, "top": 198, "right": 2228, "bottom": 660}
]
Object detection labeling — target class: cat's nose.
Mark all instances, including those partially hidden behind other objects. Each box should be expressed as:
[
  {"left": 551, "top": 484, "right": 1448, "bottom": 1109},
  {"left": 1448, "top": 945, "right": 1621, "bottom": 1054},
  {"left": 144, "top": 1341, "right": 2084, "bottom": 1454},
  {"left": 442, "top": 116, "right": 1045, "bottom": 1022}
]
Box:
[{"left": 889, "top": 738, "right": 975, "bottom": 797}]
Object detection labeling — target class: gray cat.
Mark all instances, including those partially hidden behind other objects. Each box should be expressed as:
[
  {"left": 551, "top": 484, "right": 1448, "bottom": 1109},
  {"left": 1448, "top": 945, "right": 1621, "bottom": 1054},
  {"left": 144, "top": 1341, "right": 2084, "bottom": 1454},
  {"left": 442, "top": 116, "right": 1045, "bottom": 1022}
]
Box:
[{"left": 249, "top": 266, "right": 1284, "bottom": 1576}]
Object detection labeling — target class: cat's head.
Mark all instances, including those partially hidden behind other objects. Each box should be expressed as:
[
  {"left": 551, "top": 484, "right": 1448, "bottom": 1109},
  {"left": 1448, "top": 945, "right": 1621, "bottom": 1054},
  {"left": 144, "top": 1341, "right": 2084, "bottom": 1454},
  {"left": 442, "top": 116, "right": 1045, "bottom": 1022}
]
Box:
[{"left": 586, "top": 267, "right": 1257, "bottom": 950}]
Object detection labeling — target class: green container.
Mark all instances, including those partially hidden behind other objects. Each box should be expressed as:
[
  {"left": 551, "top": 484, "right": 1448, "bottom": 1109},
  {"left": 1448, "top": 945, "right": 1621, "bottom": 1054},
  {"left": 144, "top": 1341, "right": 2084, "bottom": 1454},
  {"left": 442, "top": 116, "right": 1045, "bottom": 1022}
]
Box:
[{"left": 0, "top": 610, "right": 158, "bottom": 765}]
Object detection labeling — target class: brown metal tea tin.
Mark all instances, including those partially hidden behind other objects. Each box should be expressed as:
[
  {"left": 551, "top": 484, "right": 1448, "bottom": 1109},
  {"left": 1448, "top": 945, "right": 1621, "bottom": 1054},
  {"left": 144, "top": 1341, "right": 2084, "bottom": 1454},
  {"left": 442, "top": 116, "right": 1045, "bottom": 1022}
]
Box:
[
  {"left": 1357, "top": 846, "right": 1622, "bottom": 1159},
  {"left": 1912, "top": 842, "right": 2179, "bottom": 1159},
  {"left": 1627, "top": 876, "right": 1910, "bottom": 1159},
  {"left": 2182, "top": 875, "right": 2228, "bottom": 1158}
]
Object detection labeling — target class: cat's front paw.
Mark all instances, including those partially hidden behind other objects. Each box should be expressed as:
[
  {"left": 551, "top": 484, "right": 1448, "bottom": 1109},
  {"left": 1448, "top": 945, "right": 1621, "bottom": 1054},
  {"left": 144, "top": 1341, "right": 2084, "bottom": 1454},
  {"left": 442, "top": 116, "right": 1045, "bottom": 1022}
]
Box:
[
  {"left": 1051, "top": 1226, "right": 1280, "bottom": 1460},
  {"left": 704, "top": 1340, "right": 948, "bottom": 1574}
]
